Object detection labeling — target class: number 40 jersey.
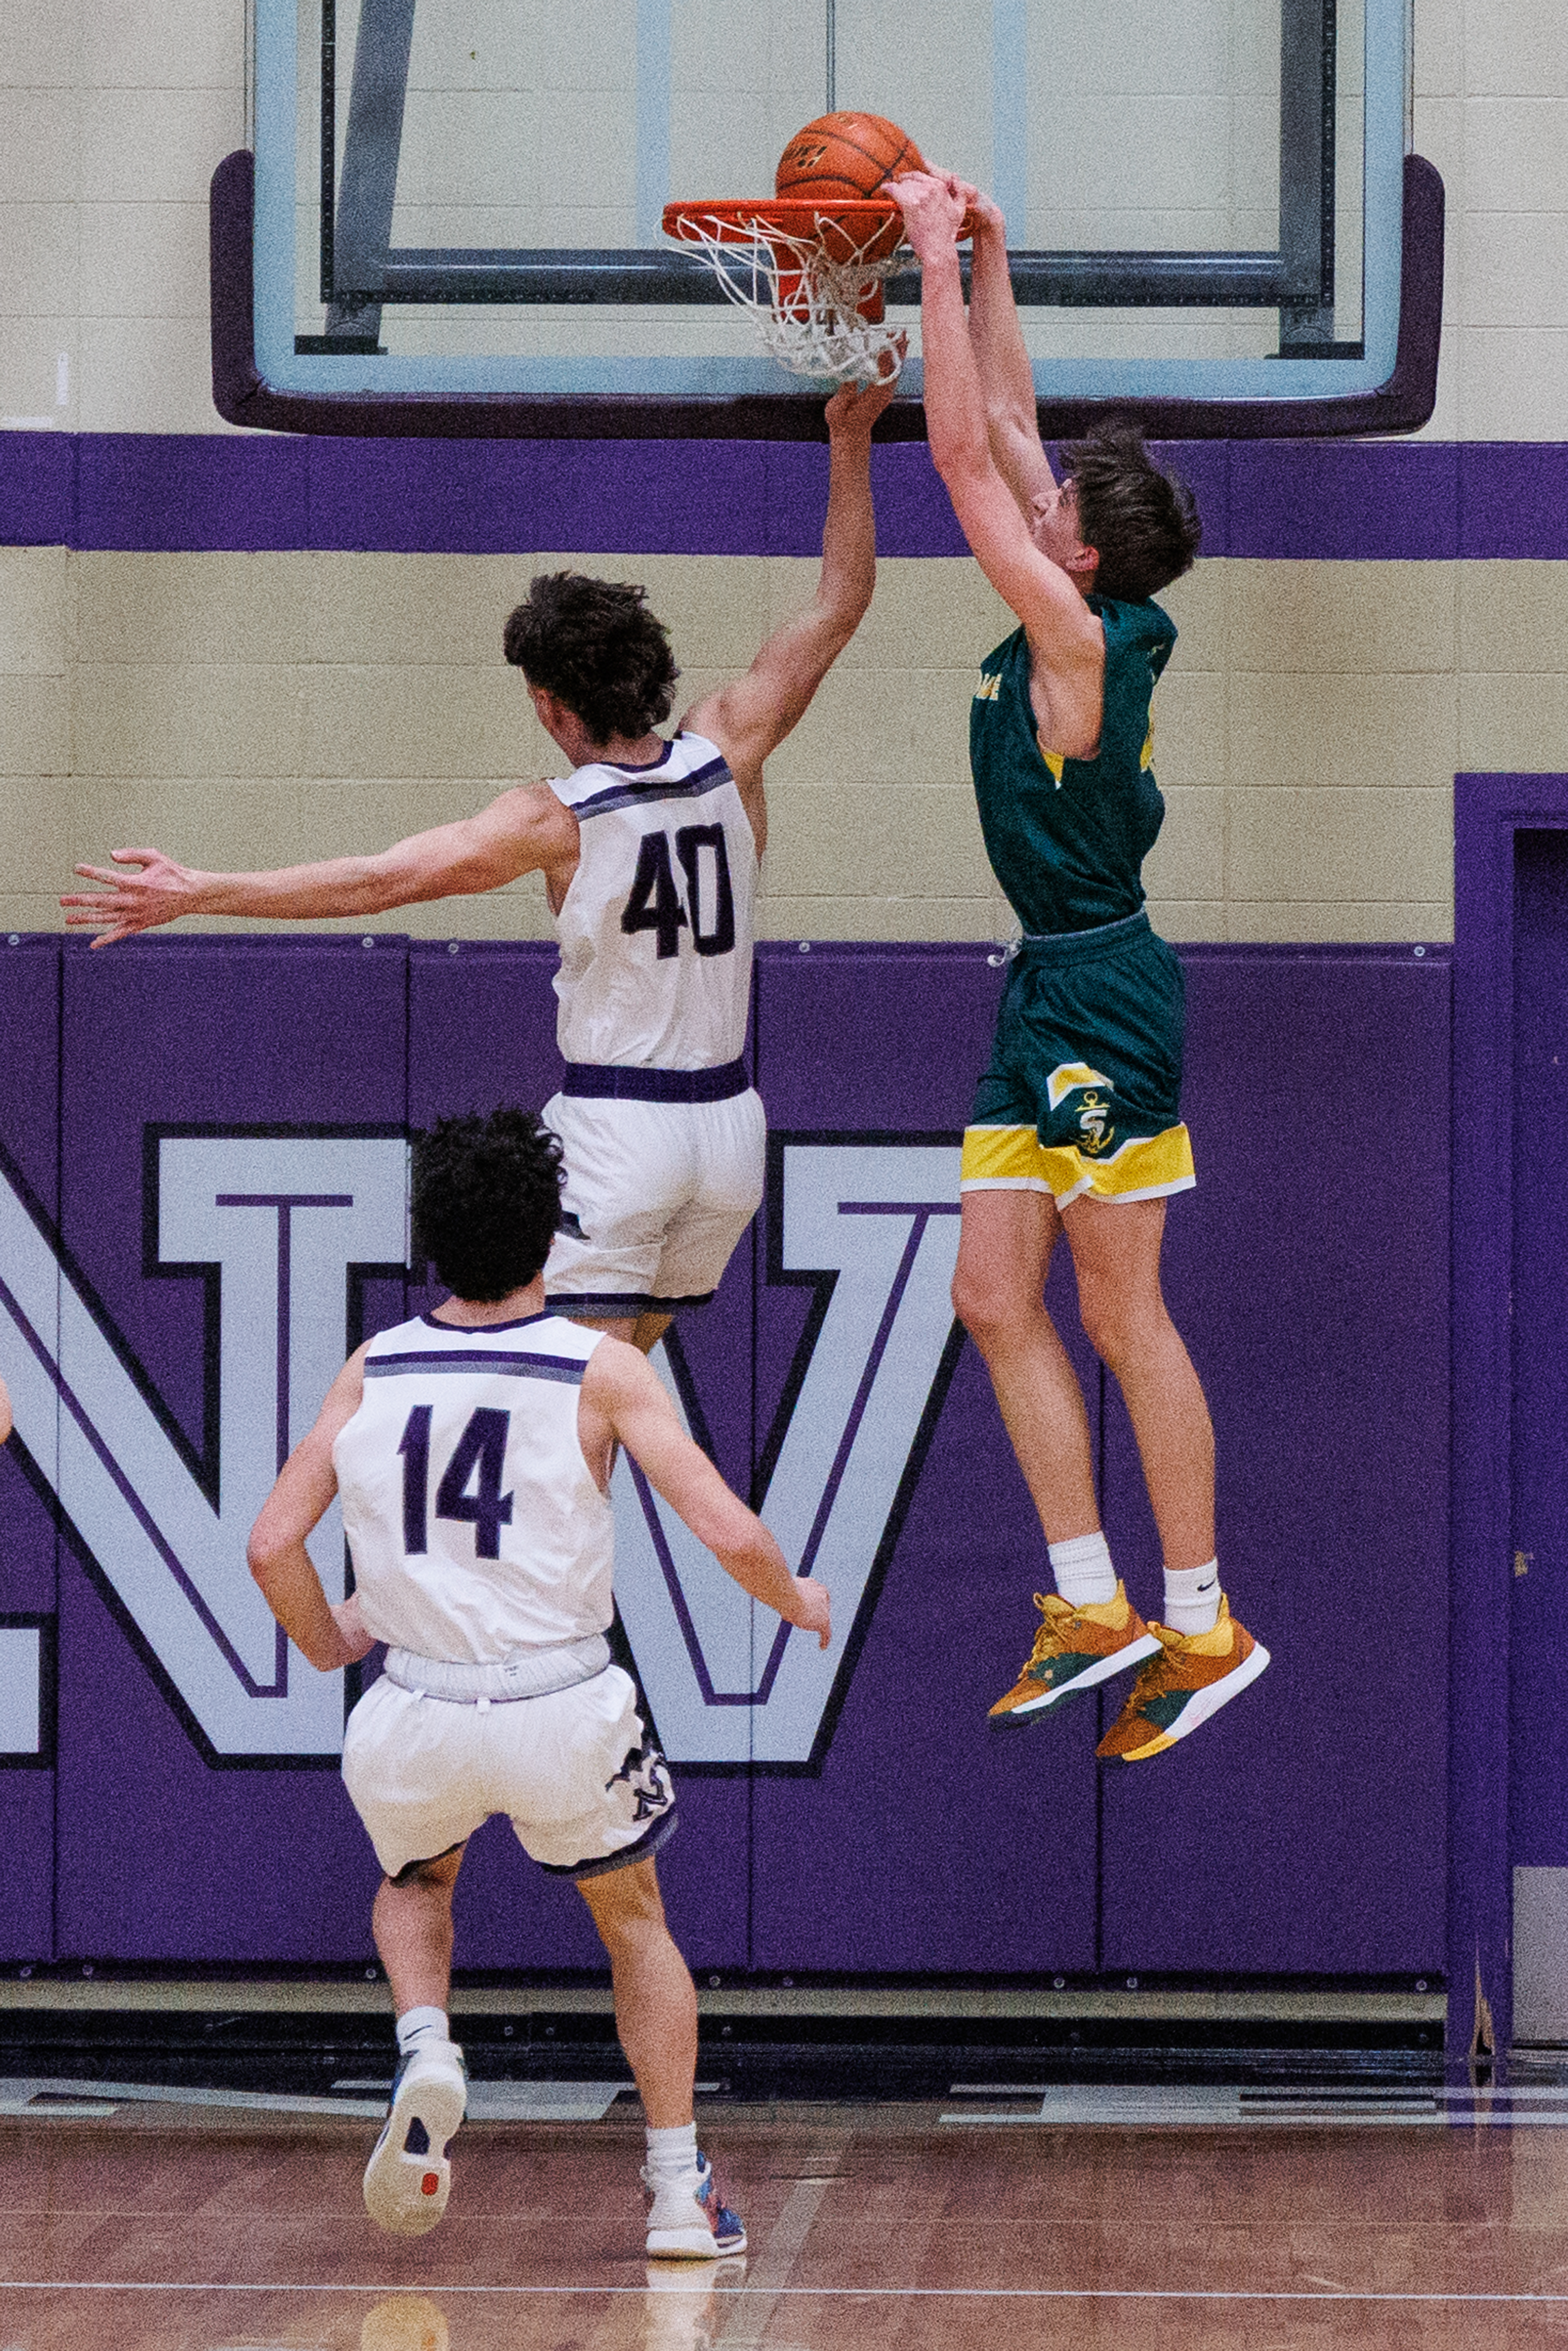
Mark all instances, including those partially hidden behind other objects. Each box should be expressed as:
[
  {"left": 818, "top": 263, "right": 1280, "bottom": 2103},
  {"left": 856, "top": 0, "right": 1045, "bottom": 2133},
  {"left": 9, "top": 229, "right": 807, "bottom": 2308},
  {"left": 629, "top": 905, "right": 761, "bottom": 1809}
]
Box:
[
  {"left": 549, "top": 731, "right": 757, "bottom": 1069},
  {"left": 334, "top": 1314, "right": 614, "bottom": 1663}
]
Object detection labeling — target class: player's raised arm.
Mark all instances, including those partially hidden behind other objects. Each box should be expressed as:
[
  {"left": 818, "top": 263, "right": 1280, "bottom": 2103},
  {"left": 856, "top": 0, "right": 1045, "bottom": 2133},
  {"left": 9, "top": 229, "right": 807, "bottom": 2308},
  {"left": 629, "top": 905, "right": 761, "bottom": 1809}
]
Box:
[
  {"left": 955, "top": 180, "right": 1057, "bottom": 519},
  {"left": 892, "top": 171, "right": 1104, "bottom": 760},
  {"left": 0, "top": 1375, "right": 11, "bottom": 1446},
  {"left": 684, "top": 375, "right": 896, "bottom": 843},
  {"left": 61, "top": 781, "right": 579, "bottom": 948},
  {"left": 580, "top": 1340, "right": 831, "bottom": 1648},
  {"left": 248, "top": 1348, "right": 376, "bottom": 1674}
]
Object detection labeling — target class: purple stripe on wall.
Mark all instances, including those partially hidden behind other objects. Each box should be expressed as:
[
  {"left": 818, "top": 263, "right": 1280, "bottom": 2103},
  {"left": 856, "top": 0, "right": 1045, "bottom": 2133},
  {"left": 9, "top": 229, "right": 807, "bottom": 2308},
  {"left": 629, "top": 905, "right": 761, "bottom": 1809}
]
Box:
[
  {"left": 6, "top": 430, "right": 1568, "bottom": 559},
  {"left": 1228, "top": 441, "right": 1461, "bottom": 561},
  {"left": 79, "top": 433, "right": 308, "bottom": 553},
  {"left": 0, "top": 433, "right": 74, "bottom": 546},
  {"left": 1459, "top": 445, "right": 1568, "bottom": 562}
]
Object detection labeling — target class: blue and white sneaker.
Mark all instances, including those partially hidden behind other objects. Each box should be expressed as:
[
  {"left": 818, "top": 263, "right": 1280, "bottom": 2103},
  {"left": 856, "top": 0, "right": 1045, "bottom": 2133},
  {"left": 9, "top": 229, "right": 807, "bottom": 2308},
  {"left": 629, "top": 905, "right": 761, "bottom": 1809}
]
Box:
[
  {"left": 644, "top": 2150, "right": 748, "bottom": 2260},
  {"left": 363, "top": 2038, "right": 468, "bottom": 2236}
]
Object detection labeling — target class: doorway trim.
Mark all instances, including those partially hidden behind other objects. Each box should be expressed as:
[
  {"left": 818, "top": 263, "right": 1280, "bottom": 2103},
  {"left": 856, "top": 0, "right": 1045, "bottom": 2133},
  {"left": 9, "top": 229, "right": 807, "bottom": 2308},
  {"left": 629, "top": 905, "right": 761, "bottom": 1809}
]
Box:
[{"left": 1452, "top": 773, "right": 1568, "bottom": 2065}]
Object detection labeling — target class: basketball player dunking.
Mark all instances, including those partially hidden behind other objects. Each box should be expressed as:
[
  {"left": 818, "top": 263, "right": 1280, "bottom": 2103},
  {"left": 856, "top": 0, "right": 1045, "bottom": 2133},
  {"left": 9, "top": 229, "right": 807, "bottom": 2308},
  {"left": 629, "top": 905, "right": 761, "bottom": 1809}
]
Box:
[
  {"left": 891, "top": 169, "right": 1269, "bottom": 1761},
  {"left": 249, "top": 1108, "right": 830, "bottom": 2252},
  {"left": 62, "top": 379, "right": 895, "bottom": 1356}
]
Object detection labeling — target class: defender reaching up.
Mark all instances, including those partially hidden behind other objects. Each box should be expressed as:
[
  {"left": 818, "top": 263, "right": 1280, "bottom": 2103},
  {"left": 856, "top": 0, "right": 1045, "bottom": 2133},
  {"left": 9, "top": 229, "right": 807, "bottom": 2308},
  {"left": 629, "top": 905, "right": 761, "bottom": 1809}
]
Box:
[
  {"left": 892, "top": 170, "right": 1268, "bottom": 1762},
  {"left": 64, "top": 380, "right": 896, "bottom": 1354}
]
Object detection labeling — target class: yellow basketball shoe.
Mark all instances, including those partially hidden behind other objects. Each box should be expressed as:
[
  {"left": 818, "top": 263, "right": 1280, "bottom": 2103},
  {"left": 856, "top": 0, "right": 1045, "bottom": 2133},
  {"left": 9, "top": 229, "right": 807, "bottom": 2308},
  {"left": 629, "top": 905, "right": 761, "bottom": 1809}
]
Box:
[
  {"left": 988, "top": 1583, "right": 1162, "bottom": 1727},
  {"left": 1096, "top": 1597, "right": 1270, "bottom": 1762}
]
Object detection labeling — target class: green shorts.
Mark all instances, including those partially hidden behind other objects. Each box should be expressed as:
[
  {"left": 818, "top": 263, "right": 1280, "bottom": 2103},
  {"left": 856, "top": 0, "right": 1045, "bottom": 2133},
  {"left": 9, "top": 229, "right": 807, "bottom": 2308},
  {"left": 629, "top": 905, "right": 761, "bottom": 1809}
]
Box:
[{"left": 962, "top": 911, "right": 1196, "bottom": 1205}]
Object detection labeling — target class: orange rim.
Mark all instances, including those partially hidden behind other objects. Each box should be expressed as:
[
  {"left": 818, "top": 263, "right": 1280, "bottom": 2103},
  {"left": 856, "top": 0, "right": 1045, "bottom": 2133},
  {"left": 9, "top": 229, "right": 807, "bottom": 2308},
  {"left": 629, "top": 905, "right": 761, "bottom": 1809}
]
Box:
[{"left": 661, "top": 197, "right": 975, "bottom": 245}]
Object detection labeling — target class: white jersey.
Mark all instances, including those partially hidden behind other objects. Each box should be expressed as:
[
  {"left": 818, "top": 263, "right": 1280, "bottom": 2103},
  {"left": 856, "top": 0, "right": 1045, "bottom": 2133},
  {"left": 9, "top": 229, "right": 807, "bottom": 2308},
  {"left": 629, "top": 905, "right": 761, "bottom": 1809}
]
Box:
[
  {"left": 549, "top": 731, "right": 757, "bottom": 1069},
  {"left": 333, "top": 1313, "right": 613, "bottom": 1664}
]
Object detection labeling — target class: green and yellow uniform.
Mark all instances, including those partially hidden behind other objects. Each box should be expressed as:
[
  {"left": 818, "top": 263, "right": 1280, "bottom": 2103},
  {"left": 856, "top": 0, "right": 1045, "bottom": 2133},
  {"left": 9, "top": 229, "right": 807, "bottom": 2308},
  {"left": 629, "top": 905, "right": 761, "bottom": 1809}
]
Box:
[{"left": 961, "top": 594, "right": 1195, "bottom": 1205}]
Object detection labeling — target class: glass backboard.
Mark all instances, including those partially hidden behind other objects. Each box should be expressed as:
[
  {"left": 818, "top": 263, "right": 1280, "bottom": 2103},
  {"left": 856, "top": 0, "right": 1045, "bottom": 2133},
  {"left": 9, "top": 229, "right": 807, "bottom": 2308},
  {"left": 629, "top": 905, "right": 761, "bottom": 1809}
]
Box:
[{"left": 245, "top": 0, "right": 1416, "bottom": 421}]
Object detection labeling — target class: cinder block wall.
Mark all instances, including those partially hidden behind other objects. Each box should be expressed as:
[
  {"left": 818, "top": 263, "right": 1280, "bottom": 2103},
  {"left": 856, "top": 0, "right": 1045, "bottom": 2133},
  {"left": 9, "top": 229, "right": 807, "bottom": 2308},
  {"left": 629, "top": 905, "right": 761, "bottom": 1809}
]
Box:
[{"left": 1, "top": 0, "right": 1565, "bottom": 947}]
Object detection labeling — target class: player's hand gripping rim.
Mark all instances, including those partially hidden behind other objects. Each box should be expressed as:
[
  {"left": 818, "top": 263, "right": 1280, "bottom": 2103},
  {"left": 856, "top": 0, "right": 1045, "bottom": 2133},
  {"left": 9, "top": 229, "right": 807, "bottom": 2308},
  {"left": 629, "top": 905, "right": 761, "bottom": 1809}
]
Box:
[
  {"left": 944, "top": 175, "right": 1007, "bottom": 243},
  {"left": 888, "top": 169, "right": 968, "bottom": 266}
]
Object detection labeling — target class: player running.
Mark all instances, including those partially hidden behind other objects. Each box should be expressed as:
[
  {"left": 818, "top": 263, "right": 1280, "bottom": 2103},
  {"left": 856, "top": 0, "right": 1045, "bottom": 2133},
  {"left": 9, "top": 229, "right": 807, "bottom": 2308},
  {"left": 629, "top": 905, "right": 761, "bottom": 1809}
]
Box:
[
  {"left": 891, "top": 169, "right": 1268, "bottom": 1762},
  {"left": 248, "top": 1107, "right": 829, "bottom": 2252},
  {"left": 62, "top": 380, "right": 895, "bottom": 1354}
]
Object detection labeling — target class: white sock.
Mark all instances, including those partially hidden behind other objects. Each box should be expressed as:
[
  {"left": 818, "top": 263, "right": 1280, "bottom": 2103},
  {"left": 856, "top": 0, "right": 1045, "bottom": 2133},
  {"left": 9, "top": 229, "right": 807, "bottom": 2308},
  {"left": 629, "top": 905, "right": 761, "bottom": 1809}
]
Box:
[
  {"left": 646, "top": 2120, "right": 698, "bottom": 2184},
  {"left": 1163, "top": 1560, "right": 1221, "bottom": 1636},
  {"left": 1048, "top": 1530, "right": 1117, "bottom": 1609},
  {"left": 396, "top": 2004, "right": 450, "bottom": 2055}
]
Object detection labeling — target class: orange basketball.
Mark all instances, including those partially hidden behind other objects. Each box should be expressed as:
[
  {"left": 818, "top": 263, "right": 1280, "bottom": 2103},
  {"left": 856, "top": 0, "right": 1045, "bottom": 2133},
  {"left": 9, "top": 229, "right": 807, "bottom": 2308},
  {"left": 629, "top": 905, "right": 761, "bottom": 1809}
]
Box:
[{"left": 775, "top": 112, "right": 926, "bottom": 205}]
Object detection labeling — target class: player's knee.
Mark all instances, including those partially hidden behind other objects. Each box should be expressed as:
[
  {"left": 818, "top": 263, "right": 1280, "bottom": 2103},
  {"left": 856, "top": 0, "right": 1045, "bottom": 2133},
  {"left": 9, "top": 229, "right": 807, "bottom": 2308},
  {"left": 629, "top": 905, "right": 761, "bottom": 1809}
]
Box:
[
  {"left": 953, "top": 1259, "right": 1030, "bottom": 1348},
  {"left": 1078, "top": 1287, "right": 1157, "bottom": 1371}
]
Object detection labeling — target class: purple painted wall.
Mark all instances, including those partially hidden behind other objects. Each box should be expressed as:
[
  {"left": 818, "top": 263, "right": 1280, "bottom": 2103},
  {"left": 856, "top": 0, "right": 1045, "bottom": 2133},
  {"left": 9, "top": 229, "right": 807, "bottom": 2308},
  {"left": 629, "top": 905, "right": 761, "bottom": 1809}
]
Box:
[
  {"left": 0, "top": 937, "right": 1448, "bottom": 1980},
  {"left": 1448, "top": 776, "right": 1568, "bottom": 2061},
  {"left": 1507, "top": 832, "right": 1568, "bottom": 1870}
]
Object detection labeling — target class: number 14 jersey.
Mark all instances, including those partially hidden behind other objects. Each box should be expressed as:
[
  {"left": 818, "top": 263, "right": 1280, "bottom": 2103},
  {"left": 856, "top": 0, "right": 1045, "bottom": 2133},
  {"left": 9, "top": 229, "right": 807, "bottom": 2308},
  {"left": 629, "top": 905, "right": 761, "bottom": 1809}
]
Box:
[
  {"left": 549, "top": 731, "right": 757, "bottom": 1069},
  {"left": 334, "top": 1313, "right": 614, "bottom": 1663}
]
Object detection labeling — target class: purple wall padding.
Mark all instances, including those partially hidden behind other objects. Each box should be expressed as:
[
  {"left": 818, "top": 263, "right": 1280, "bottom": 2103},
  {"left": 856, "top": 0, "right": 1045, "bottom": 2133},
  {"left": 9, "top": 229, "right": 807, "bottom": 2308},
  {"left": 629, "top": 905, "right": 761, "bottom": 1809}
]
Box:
[
  {"left": 748, "top": 945, "right": 1104, "bottom": 1972},
  {"left": 0, "top": 936, "right": 62, "bottom": 1614},
  {"left": 53, "top": 938, "right": 408, "bottom": 1962},
  {"left": 1098, "top": 948, "right": 1450, "bottom": 1975},
  {"left": 0, "top": 938, "right": 60, "bottom": 1960},
  {"left": 0, "top": 935, "right": 1451, "bottom": 1977}
]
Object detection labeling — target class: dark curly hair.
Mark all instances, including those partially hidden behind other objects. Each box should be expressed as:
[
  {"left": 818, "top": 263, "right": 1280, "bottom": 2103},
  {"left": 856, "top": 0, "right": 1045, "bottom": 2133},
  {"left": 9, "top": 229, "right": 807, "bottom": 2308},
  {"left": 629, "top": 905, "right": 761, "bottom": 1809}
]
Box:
[
  {"left": 503, "top": 572, "right": 681, "bottom": 746},
  {"left": 410, "top": 1108, "right": 564, "bottom": 1303},
  {"left": 1061, "top": 421, "right": 1202, "bottom": 603}
]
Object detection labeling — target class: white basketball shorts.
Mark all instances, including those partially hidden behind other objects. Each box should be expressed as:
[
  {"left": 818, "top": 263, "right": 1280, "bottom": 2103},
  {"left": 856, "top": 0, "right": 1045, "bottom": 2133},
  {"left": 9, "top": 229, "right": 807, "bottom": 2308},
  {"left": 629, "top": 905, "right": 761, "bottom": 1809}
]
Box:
[
  {"left": 541, "top": 1085, "right": 765, "bottom": 1317},
  {"left": 341, "top": 1662, "right": 676, "bottom": 1881}
]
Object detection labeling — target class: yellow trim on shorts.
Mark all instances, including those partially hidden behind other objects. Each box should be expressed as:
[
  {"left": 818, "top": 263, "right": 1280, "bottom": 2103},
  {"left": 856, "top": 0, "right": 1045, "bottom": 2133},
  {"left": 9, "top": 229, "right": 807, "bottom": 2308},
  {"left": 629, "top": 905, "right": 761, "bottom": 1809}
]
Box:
[{"left": 960, "top": 1121, "right": 1196, "bottom": 1206}]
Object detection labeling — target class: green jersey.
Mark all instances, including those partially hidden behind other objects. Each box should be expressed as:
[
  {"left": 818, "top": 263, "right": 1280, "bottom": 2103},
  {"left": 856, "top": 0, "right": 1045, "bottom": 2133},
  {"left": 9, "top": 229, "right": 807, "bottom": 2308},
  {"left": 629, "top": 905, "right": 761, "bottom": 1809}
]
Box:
[{"left": 970, "top": 594, "right": 1178, "bottom": 936}]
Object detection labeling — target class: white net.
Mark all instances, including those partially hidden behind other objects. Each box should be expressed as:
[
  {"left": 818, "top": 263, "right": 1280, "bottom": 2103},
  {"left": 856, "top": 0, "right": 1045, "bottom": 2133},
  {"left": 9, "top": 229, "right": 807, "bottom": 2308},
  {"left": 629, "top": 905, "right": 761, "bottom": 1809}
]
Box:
[{"left": 667, "top": 208, "right": 911, "bottom": 387}]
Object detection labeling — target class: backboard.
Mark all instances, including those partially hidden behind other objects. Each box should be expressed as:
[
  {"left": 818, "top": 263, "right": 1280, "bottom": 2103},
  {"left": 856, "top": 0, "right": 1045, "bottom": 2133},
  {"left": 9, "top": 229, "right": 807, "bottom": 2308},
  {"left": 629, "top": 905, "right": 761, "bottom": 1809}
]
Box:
[{"left": 231, "top": 0, "right": 1433, "bottom": 435}]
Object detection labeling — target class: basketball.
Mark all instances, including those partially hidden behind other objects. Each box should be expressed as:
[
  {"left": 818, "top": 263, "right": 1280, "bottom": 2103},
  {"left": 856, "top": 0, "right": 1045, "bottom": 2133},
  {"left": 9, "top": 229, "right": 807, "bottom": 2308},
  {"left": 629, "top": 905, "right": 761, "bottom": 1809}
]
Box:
[{"left": 775, "top": 112, "right": 926, "bottom": 204}]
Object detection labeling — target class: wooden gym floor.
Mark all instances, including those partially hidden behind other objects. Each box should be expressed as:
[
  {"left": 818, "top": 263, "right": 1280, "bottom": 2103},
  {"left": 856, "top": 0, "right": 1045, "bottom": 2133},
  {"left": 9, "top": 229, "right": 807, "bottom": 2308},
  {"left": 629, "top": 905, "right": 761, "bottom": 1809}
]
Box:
[{"left": 5, "top": 2098, "right": 1568, "bottom": 2350}]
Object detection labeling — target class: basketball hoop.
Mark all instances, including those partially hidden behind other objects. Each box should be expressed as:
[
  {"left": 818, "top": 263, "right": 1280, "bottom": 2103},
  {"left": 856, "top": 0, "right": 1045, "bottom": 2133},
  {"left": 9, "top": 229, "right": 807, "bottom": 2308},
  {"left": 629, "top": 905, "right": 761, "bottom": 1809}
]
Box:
[{"left": 663, "top": 198, "right": 916, "bottom": 388}]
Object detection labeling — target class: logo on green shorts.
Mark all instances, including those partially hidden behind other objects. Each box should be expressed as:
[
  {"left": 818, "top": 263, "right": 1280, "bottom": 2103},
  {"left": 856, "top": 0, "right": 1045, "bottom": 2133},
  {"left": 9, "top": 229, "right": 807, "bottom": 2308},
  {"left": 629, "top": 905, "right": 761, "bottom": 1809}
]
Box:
[{"left": 1077, "top": 1089, "right": 1115, "bottom": 1156}]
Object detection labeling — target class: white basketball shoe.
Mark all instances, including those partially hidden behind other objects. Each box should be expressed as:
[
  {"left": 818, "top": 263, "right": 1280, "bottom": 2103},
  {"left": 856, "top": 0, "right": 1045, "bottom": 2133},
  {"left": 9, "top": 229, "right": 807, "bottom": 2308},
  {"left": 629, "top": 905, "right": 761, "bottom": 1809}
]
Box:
[
  {"left": 644, "top": 2150, "right": 748, "bottom": 2260},
  {"left": 363, "top": 2038, "right": 468, "bottom": 2236}
]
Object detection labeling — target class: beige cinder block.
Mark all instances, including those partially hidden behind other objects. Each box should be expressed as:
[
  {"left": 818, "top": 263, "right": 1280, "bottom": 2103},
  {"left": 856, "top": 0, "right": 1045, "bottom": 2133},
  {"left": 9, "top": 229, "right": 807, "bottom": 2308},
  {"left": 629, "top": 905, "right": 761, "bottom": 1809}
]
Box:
[
  {"left": 1227, "top": 786, "right": 1452, "bottom": 909},
  {"left": 1225, "top": 561, "right": 1458, "bottom": 674},
  {"left": 0, "top": 548, "right": 67, "bottom": 675},
  {"left": 38, "top": 546, "right": 1568, "bottom": 951},
  {"left": 1227, "top": 671, "right": 1458, "bottom": 794}
]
